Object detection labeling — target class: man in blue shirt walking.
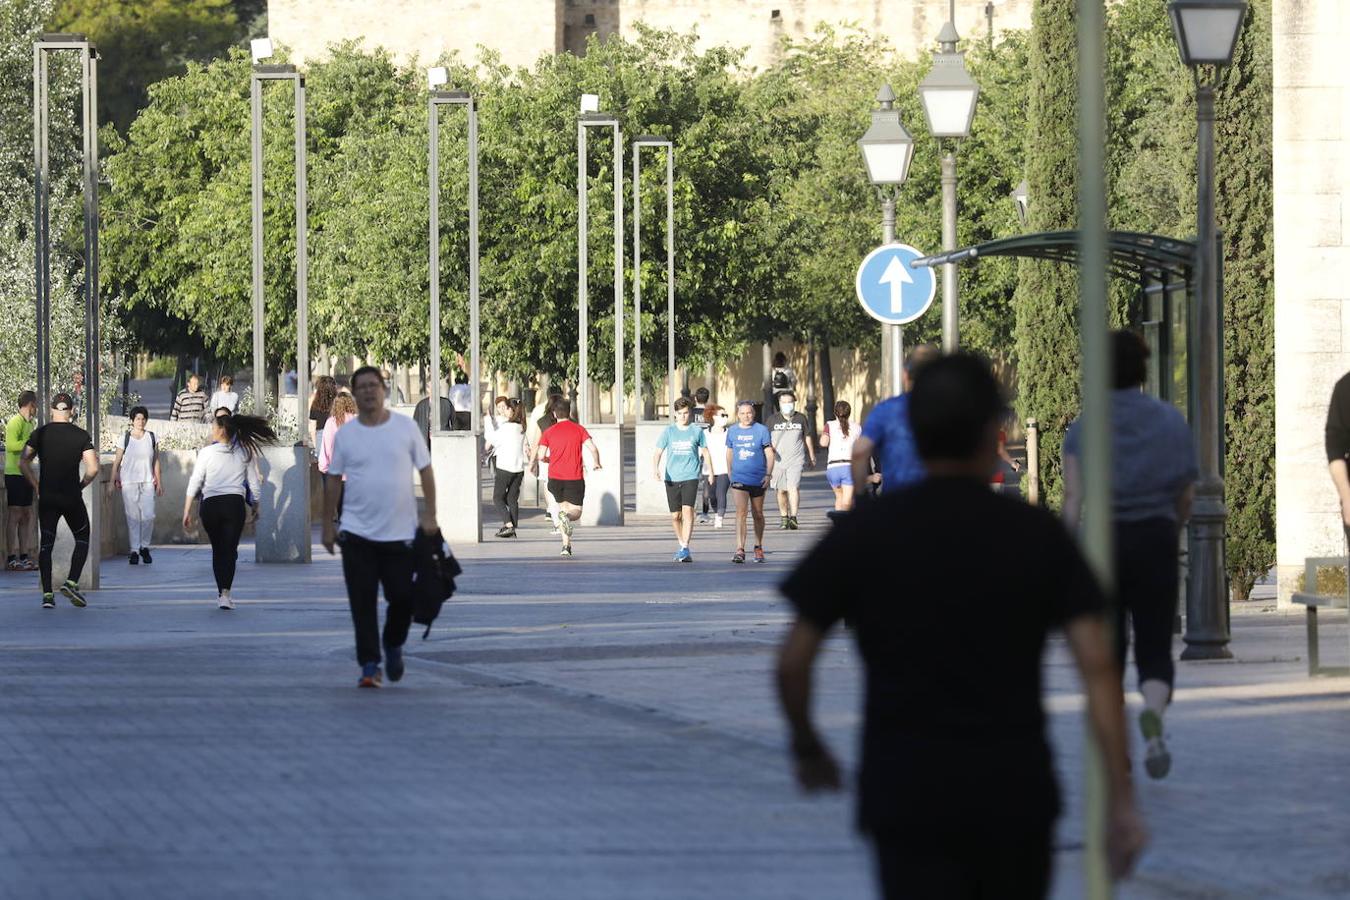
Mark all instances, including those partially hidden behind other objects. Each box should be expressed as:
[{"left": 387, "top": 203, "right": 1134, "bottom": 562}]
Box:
[
  {"left": 654, "top": 397, "right": 712, "bottom": 563},
  {"left": 726, "top": 400, "right": 775, "bottom": 564},
  {"left": 851, "top": 344, "right": 941, "bottom": 499}
]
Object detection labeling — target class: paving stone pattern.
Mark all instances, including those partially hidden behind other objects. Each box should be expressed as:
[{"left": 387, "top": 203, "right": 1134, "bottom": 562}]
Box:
[{"left": 1, "top": 474, "right": 1347, "bottom": 899}]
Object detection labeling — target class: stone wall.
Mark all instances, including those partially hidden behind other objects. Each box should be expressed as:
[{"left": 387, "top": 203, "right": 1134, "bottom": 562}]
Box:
[
  {"left": 1273, "top": 0, "right": 1348, "bottom": 602},
  {"left": 268, "top": 0, "right": 1033, "bottom": 69}
]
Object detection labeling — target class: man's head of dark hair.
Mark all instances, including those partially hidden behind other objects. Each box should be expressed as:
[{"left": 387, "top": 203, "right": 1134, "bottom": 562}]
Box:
[
  {"left": 904, "top": 343, "right": 941, "bottom": 376},
  {"left": 351, "top": 365, "right": 384, "bottom": 391},
  {"left": 694, "top": 387, "right": 709, "bottom": 403},
  {"left": 129, "top": 405, "right": 150, "bottom": 423},
  {"left": 546, "top": 385, "right": 564, "bottom": 398},
  {"left": 909, "top": 353, "right": 1007, "bottom": 462},
  {"left": 1111, "top": 330, "right": 1149, "bottom": 389},
  {"left": 673, "top": 396, "right": 693, "bottom": 412},
  {"left": 17, "top": 390, "right": 36, "bottom": 410},
  {"left": 778, "top": 390, "right": 796, "bottom": 403},
  {"left": 551, "top": 396, "right": 571, "bottom": 419}
]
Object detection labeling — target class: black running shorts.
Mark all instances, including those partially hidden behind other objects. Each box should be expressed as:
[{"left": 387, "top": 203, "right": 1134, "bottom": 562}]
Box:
[
  {"left": 665, "top": 479, "right": 699, "bottom": 512},
  {"left": 4, "top": 474, "right": 33, "bottom": 508},
  {"left": 547, "top": 477, "right": 586, "bottom": 506},
  {"left": 730, "top": 481, "right": 765, "bottom": 499}
]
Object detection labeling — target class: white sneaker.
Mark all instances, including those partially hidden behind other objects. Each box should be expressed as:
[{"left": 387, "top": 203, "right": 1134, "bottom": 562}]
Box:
[
  {"left": 218, "top": 590, "right": 234, "bottom": 610},
  {"left": 714, "top": 515, "right": 724, "bottom": 529}
]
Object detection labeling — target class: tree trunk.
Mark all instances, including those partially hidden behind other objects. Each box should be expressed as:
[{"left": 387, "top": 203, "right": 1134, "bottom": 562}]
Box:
[
  {"left": 818, "top": 341, "right": 836, "bottom": 424},
  {"left": 805, "top": 337, "right": 818, "bottom": 439}
]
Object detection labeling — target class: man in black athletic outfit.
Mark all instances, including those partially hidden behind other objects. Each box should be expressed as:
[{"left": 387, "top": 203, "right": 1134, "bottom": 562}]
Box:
[{"left": 20, "top": 393, "right": 101, "bottom": 609}]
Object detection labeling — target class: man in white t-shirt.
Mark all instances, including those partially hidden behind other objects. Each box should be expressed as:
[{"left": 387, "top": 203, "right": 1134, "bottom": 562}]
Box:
[{"left": 322, "top": 366, "right": 439, "bottom": 688}]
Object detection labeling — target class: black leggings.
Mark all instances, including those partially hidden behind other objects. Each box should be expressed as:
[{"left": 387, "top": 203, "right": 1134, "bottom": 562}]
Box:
[
  {"left": 1115, "top": 517, "right": 1181, "bottom": 690},
  {"left": 710, "top": 474, "right": 730, "bottom": 515},
  {"left": 38, "top": 493, "right": 90, "bottom": 594},
  {"left": 493, "top": 469, "right": 524, "bottom": 527},
  {"left": 200, "top": 495, "right": 246, "bottom": 593}
]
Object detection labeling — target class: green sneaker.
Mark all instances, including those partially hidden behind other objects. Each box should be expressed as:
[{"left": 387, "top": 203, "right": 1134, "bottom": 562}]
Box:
[
  {"left": 41, "top": 593, "right": 55, "bottom": 610},
  {"left": 1139, "top": 709, "right": 1171, "bottom": 780},
  {"left": 60, "top": 580, "right": 87, "bottom": 608}
]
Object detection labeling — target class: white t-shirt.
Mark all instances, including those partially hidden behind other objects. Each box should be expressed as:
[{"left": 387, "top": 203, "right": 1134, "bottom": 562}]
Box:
[
  {"left": 485, "top": 420, "right": 528, "bottom": 473},
  {"left": 121, "top": 431, "right": 155, "bottom": 484},
  {"left": 826, "top": 419, "right": 858, "bottom": 465},
  {"left": 706, "top": 428, "right": 730, "bottom": 476},
  {"left": 327, "top": 411, "right": 431, "bottom": 542},
  {"left": 208, "top": 390, "right": 239, "bottom": 414}
]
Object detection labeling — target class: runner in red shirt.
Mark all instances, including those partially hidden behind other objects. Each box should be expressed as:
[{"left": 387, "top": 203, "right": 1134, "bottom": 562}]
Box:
[{"left": 531, "top": 396, "right": 602, "bottom": 557}]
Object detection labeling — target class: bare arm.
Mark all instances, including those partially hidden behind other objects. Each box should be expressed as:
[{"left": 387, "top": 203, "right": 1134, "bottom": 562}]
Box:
[
  {"left": 652, "top": 448, "right": 665, "bottom": 480},
  {"left": 80, "top": 449, "right": 101, "bottom": 489},
  {"left": 586, "top": 438, "right": 602, "bottom": 471},
  {"left": 1331, "top": 459, "right": 1350, "bottom": 525},
  {"left": 19, "top": 446, "right": 38, "bottom": 491},
  {"left": 1064, "top": 614, "right": 1147, "bottom": 879},
  {"left": 775, "top": 619, "right": 842, "bottom": 791},
  {"left": 851, "top": 435, "right": 876, "bottom": 494},
  {"left": 111, "top": 447, "right": 125, "bottom": 487},
  {"left": 418, "top": 463, "right": 438, "bottom": 532}
]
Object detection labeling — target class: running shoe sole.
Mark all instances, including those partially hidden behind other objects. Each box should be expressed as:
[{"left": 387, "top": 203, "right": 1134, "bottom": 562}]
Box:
[
  {"left": 560, "top": 547, "right": 573, "bottom": 557},
  {"left": 1139, "top": 710, "right": 1171, "bottom": 780},
  {"left": 60, "top": 584, "right": 87, "bottom": 608},
  {"left": 41, "top": 596, "right": 55, "bottom": 609},
  {"left": 358, "top": 673, "right": 383, "bottom": 688}
]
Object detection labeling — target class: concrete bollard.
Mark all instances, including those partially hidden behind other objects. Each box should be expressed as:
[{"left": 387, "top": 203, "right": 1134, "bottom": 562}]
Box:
[
  {"left": 431, "top": 431, "right": 483, "bottom": 545},
  {"left": 256, "top": 445, "right": 312, "bottom": 563},
  {"left": 580, "top": 424, "right": 624, "bottom": 526},
  {"left": 634, "top": 420, "right": 670, "bottom": 516}
]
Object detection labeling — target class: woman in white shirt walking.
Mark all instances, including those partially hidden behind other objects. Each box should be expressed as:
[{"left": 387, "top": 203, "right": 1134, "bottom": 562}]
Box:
[
  {"left": 704, "top": 404, "right": 732, "bottom": 528},
  {"left": 111, "top": 405, "right": 163, "bottom": 565},
  {"left": 183, "top": 413, "right": 276, "bottom": 609},
  {"left": 207, "top": 374, "right": 239, "bottom": 417},
  {"left": 818, "top": 400, "right": 858, "bottom": 511},
  {"left": 485, "top": 397, "right": 532, "bottom": 538}
]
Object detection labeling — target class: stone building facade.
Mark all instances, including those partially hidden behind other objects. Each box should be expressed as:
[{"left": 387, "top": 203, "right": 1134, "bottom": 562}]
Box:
[
  {"left": 1273, "top": 0, "right": 1349, "bottom": 601},
  {"left": 268, "top": 0, "right": 1033, "bottom": 70}
]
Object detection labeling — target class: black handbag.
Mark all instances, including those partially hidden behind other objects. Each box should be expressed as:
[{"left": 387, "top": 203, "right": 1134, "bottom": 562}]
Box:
[{"left": 412, "top": 529, "right": 462, "bottom": 639}]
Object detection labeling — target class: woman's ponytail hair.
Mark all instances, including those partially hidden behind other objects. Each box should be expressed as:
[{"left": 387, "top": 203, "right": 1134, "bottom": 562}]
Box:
[
  {"left": 834, "top": 400, "right": 852, "bottom": 437},
  {"left": 219, "top": 413, "right": 279, "bottom": 460}
]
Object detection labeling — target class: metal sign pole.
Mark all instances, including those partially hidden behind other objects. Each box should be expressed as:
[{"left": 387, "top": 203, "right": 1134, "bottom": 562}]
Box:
[
  {"left": 249, "top": 71, "right": 266, "bottom": 416},
  {"left": 577, "top": 121, "right": 589, "bottom": 423},
  {"left": 429, "top": 97, "right": 441, "bottom": 429},
  {"left": 612, "top": 122, "right": 624, "bottom": 428},
  {"left": 665, "top": 145, "right": 675, "bottom": 414},
  {"left": 468, "top": 98, "right": 480, "bottom": 436},
  {"left": 632, "top": 144, "right": 642, "bottom": 420},
  {"left": 294, "top": 76, "right": 309, "bottom": 440}
]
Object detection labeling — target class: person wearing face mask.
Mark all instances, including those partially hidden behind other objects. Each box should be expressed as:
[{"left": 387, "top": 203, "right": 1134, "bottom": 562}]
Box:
[
  {"left": 765, "top": 390, "right": 816, "bottom": 530},
  {"left": 703, "top": 404, "right": 732, "bottom": 528}
]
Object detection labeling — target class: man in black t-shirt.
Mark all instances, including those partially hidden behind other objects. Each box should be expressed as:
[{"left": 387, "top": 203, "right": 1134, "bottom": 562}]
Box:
[
  {"left": 776, "top": 355, "right": 1144, "bottom": 900},
  {"left": 20, "top": 393, "right": 101, "bottom": 609}
]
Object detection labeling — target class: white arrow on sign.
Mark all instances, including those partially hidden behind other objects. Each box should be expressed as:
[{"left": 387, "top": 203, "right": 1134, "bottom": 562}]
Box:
[{"left": 878, "top": 255, "right": 914, "bottom": 314}]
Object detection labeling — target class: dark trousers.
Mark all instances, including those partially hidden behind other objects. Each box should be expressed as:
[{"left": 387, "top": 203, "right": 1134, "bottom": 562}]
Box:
[
  {"left": 871, "top": 825, "right": 1052, "bottom": 900},
  {"left": 200, "top": 495, "right": 246, "bottom": 592},
  {"left": 710, "top": 474, "right": 730, "bottom": 516},
  {"left": 1114, "top": 517, "right": 1181, "bottom": 690},
  {"left": 338, "top": 532, "right": 414, "bottom": 666},
  {"left": 38, "top": 492, "right": 90, "bottom": 594},
  {"left": 493, "top": 469, "right": 524, "bottom": 527}
]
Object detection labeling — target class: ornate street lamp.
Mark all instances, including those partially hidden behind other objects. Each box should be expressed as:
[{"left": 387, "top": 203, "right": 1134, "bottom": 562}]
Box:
[
  {"left": 1169, "top": 0, "right": 1247, "bottom": 660},
  {"left": 918, "top": 17, "right": 980, "bottom": 353},
  {"left": 858, "top": 84, "right": 914, "bottom": 396}
]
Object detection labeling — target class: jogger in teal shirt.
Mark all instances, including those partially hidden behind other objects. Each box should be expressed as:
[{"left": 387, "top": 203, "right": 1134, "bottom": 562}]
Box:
[{"left": 654, "top": 397, "right": 712, "bottom": 562}]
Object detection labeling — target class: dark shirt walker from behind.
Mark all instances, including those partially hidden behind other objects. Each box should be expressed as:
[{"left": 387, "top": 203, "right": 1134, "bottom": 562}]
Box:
[{"left": 26, "top": 421, "right": 96, "bottom": 497}]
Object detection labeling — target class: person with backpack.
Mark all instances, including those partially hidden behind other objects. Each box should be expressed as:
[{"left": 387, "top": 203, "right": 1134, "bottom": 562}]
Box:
[
  {"left": 111, "top": 406, "right": 163, "bottom": 565},
  {"left": 183, "top": 413, "right": 275, "bottom": 610},
  {"left": 770, "top": 352, "right": 797, "bottom": 414}
]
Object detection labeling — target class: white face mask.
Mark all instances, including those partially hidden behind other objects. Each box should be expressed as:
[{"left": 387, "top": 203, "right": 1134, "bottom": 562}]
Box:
[{"left": 780, "top": 402, "right": 795, "bottom": 415}]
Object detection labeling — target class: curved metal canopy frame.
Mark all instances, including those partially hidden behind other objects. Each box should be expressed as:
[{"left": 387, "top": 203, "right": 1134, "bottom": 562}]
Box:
[{"left": 911, "top": 230, "right": 1195, "bottom": 285}]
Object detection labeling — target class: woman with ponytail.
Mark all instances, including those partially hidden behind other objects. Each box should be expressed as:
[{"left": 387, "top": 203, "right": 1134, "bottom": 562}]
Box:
[
  {"left": 183, "top": 413, "right": 278, "bottom": 609},
  {"left": 818, "top": 400, "right": 859, "bottom": 511}
]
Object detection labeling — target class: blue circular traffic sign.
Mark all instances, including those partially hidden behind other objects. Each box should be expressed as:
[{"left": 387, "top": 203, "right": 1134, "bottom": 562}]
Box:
[{"left": 854, "top": 243, "right": 936, "bottom": 325}]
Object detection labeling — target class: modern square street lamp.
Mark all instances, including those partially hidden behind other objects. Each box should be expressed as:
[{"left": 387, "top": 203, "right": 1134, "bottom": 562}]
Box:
[
  {"left": 631, "top": 136, "right": 674, "bottom": 420},
  {"left": 918, "top": 13, "right": 980, "bottom": 353},
  {"left": 1169, "top": 0, "right": 1247, "bottom": 660},
  {"left": 577, "top": 99, "right": 624, "bottom": 426},
  {"left": 858, "top": 83, "right": 914, "bottom": 396}
]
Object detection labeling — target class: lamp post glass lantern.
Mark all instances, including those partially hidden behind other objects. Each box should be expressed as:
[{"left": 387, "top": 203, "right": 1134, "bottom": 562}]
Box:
[
  {"left": 859, "top": 83, "right": 914, "bottom": 396},
  {"left": 1168, "top": 0, "right": 1247, "bottom": 66},
  {"left": 1171, "top": 0, "right": 1245, "bottom": 660},
  {"left": 918, "top": 16, "right": 980, "bottom": 354}
]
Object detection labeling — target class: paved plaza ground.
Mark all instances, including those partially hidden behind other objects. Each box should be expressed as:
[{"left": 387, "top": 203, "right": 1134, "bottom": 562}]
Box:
[{"left": 1, "top": 474, "right": 1347, "bottom": 899}]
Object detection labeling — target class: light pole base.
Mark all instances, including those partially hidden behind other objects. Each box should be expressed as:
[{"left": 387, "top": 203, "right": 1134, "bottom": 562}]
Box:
[{"left": 1179, "top": 641, "right": 1234, "bottom": 661}]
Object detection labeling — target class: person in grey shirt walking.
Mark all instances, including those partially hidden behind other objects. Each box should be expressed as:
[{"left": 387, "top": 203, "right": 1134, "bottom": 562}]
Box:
[
  {"left": 1062, "top": 330, "right": 1197, "bottom": 782},
  {"left": 766, "top": 391, "right": 816, "bottom": 530}
]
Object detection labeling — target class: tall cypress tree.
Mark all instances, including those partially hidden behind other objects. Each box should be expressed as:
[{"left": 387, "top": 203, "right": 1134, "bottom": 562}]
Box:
[
  {"left": 1013, "top": 0, "right": 1079, "bottom": 506},
  {"left": 1215, "top": 0, "right": 1274, "bottom": 599}
]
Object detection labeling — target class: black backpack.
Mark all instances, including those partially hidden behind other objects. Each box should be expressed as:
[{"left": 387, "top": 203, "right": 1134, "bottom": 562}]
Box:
[{"left": 772, "top": 369, "right": 790, "bottom": 391}]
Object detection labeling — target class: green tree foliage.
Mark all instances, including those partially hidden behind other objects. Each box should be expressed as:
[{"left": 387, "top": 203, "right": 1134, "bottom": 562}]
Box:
[
  {"left": 1214, "top": 0, "right": 1274, "bottom": 599},
  {"left": 1013, "top": 0, "right": 1080, "bottom": 506},
  {"left": 51, "top": 0, "right": 243, "bottom": 132}
]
